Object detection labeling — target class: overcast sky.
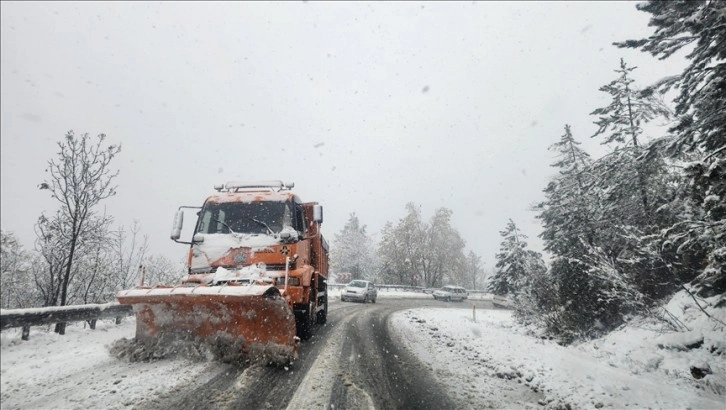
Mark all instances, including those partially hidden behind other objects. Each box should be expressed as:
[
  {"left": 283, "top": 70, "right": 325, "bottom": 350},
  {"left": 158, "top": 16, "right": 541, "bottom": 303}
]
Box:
[{"left": 1, "top": 2, "right": 687, "bottom": 271}]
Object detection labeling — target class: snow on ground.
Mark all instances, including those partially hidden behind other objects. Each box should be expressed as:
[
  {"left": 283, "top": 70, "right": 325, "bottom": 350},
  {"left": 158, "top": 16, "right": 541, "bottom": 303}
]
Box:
[
  {"left": 0, "top": 318, "right": 213, "bottom": 410},
  {"left": 391, "top": 290, "right": 725, "bottom": 409}
]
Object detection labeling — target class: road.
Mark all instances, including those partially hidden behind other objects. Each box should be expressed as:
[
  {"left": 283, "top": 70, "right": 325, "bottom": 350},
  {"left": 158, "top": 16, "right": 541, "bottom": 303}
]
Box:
[
  {"left": 1, "top": 296, "right": 514, "bottom": 410},
  {"left": 137, "top": 297, "right": 500, "bottom": 410}
]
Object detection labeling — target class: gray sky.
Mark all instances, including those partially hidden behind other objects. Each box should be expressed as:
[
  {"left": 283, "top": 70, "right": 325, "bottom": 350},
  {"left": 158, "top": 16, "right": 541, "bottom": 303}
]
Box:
[{"left": 1, "top": 2, "right": 687, "bottom": 270}]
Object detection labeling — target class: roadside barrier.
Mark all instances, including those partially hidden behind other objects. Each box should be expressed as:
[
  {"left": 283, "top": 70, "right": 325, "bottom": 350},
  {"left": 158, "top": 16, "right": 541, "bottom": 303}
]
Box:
[{"left": 0, "top": 303, "right": 133, "bottom": 340}]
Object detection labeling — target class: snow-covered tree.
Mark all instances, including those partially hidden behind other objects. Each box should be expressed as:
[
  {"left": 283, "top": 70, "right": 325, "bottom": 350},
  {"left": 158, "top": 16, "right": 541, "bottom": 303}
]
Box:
[
  {"left": 33, "top": 211, "right": 73, "bottom": 307},
  {"left": 378, "top": 204, "right": 471, "bottom": 287},
  {"left": 38, "top": 131, "right": 120, "bottom": 333},
  {"left": 617, "top": 0, "right": 726, "bottom": 296},
  {"left": 591, "top": 59, "right": 672, "bottom": 220},
  {"left": 463, "top": 251, "right": 485, "bottom": 290},
  {"left": 331, "top": 213, "right": 376, "bottom": 281},
  {"left": 34, "top": 210, "right": 113, "bottom": 307},
  {"left": 588, "top": 60, "right": 687, "bottom": 300},
  {"left": 75, "top": 223, "right": 115, "bottom": 304},
  {"left": 421, "top": 207, "right": 468, "bottom": 288},
  {"left": 536, "top": 125, "right": 595, "bottom": 258},
  {"left": 616, "top": 0, "right": 725, "bottom": 156},
  {"left": 110, "top": 221, "right": 149, "bottom": 291},
  {"left": 378, "top": 203, "right": 427, "bottom": 286},
  {"left": 0, "top": 231, "right": 38, "bottom": 309},
  {"left": 591, "top": 58, "right": 672, "bottom": 149},
  {"left": 142, "top": 254, "right": 185, "bottom": 287},
  {"left": 488, "top": 219, "right": 545, "bottom": 296}
]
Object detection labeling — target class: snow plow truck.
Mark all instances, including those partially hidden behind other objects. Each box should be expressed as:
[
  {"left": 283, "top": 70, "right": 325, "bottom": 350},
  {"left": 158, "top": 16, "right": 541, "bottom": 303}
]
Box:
[{"left": 117, "top": 181, "right": 328, "bottom": 365}]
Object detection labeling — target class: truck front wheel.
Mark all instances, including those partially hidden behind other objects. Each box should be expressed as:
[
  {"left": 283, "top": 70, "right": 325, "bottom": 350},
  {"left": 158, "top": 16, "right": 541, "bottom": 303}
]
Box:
[
  {"left": 316, "top": 294, "right": 328, "bottom": 325},
  {"left": 296, "top": 307, "right": 313, "bottom": 340}
]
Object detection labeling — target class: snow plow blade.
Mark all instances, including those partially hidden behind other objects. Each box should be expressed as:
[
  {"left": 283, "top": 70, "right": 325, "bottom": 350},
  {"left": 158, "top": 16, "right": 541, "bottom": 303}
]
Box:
[{"left": 116, "top": 285, "right": 298, "bottom": 365}]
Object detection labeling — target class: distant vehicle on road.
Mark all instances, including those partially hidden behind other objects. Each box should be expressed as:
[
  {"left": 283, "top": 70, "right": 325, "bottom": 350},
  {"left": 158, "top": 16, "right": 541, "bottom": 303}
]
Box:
[
  {"left": 432, "top": 286, "right": 468, "bottom": 302},
  {"left": 341, "top": 280, "right": 377, "bottom": 303}
]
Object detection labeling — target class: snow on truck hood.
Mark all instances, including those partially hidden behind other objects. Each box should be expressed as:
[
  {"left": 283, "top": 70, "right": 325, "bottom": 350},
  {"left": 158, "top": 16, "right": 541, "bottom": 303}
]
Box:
[
  {"left": 211, "top": 265, "right": 272, "bottom": 285},
  {"left": 190, "top": 233, "right": 283, "bottom": 270}
]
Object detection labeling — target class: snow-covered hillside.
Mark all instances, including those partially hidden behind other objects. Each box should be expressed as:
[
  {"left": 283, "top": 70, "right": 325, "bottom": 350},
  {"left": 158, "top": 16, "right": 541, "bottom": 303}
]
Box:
[{"left": 391, "top": 290, "right": 725, "bottom": 409}]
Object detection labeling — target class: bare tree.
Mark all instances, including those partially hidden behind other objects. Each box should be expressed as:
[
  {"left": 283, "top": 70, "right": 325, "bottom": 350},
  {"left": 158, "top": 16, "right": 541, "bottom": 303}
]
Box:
[
  {"left": 111, "top": 221, "right": 149, "bottom": 291},
  {"left": 464, "top": 251, "right": 485, "bottom": 290},
  {"left": 76, "top": 214, "right": 116, "bottom": 304},
  {"left": 33, "top": 212, "right": 71, "bottom": 307},
  {"left": 38, "top": 131, "right": 120, "bottom": 334},
  {"left": 141, "top": 254, "right": 185, "bottom": 286}
]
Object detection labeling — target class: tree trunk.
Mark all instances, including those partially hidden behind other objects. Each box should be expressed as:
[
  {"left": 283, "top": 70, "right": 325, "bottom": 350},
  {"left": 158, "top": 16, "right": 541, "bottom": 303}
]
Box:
[{"left": 55, "top": 228, "right": 79, "bottom": 335}]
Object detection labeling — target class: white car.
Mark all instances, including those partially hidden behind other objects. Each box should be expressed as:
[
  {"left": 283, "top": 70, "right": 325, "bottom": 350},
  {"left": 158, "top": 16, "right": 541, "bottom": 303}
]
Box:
[
  {"left": 433, "top": 286, "right": 468, "bottom": 302},
  {"left": 341, "top": 280, "right": 377, "bottom": 303}
]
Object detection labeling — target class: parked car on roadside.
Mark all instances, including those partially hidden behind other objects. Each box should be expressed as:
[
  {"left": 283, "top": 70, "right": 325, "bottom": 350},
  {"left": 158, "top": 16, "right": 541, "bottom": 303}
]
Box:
[
  {"left": 433, "top": 286, "right": 468, "bottom": 302},
  {"left": 341, "top": 280, "right": 377, "bottom": 303}
]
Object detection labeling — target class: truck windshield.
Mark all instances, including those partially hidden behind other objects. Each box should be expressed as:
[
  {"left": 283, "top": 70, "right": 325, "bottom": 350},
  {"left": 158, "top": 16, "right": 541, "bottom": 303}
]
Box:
[{"left": 196, "top": 201, "right": 292, "bottom": 235}]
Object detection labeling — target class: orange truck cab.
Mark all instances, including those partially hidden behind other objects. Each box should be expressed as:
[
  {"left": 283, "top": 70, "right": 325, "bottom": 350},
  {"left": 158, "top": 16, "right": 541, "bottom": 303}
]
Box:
[{"left": 169, "top": 181, "right": 329, "bottom": 340}]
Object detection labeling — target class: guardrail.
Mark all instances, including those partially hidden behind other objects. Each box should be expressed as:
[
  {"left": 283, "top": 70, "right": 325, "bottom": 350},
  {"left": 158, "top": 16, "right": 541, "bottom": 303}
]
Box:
[
  {"left": 0, "top": 303, "right": 133, "bottom": 341},
  {"left": 329, "top": 284, "right": 491, "bottom": 295},
  {"left": 328, "top": 284, "right": 427, "bottom": 292},
  {"left": 492, "top": 295, "right": 512, "bottom": 309}
]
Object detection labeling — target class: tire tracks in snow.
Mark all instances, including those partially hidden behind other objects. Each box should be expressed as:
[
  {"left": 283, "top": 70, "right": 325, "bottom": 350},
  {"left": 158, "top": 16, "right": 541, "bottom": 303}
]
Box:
[
  {"left": 138, "top": 300, "right": 460, "bottom": 409},
  {"left": 288, "top": 300, "right": 456, "bottom": 410},
  {"left": 329, "top": 301, "right": 456, "bottom": 410}
]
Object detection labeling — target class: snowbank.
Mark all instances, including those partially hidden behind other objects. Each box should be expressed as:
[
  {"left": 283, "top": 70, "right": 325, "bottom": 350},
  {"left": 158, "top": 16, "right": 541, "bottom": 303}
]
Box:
[
  {"left": 391, "top": 290, "right": 725, "bottom": 409},
  {"left": 1, "top": 318, "right": 212, "bottom": 409}
]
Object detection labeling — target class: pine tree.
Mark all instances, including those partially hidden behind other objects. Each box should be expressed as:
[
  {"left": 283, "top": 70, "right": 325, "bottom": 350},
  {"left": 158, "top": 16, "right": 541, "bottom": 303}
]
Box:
[
  {"left": 591, "top": 58, "right": 672, "bottom": 149},
  {"left": 536, "top": 125, "right": 595, "bottom": 257},
  {"left": 532, "top": 125, "right": 656, "bottom": 340},
  {"left": 588, "top": 59, "right": 687, "bottom": 301},
  {"left": 488, "top": 219, "right": 545, "bottom": 296},
  {"left": 616, "top": 0, "right": 725, "bottom": 156},
  {"left": 591, "top": 58, "right": 672, "bottom": 219},
  {"left": 616, "top": 0, "right": 726, "bottom": 296}
]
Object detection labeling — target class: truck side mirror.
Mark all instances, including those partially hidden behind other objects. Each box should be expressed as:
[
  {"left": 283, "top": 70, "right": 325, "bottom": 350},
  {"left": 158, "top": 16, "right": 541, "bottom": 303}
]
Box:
[
  {"left": 313, "top": 204, "right": 323, "bottom": 224},
  {"left": 170, "top": 210, "right": 184, "bottom": 240}
]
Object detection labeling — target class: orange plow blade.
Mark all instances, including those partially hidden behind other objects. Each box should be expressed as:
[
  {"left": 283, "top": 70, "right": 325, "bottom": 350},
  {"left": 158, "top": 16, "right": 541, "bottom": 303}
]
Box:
[{"left": 117, "top": 285, "right": 298, "bottom": 365}]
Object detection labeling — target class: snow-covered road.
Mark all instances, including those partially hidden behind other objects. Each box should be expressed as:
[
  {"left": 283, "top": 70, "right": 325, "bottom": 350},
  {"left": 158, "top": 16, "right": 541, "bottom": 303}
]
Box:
[
  {"left": 1, "top": 296, "right": 493, "bottom": 409},
  {"left": 2, "top": 291, "right": 723, "bottom": 409}
]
